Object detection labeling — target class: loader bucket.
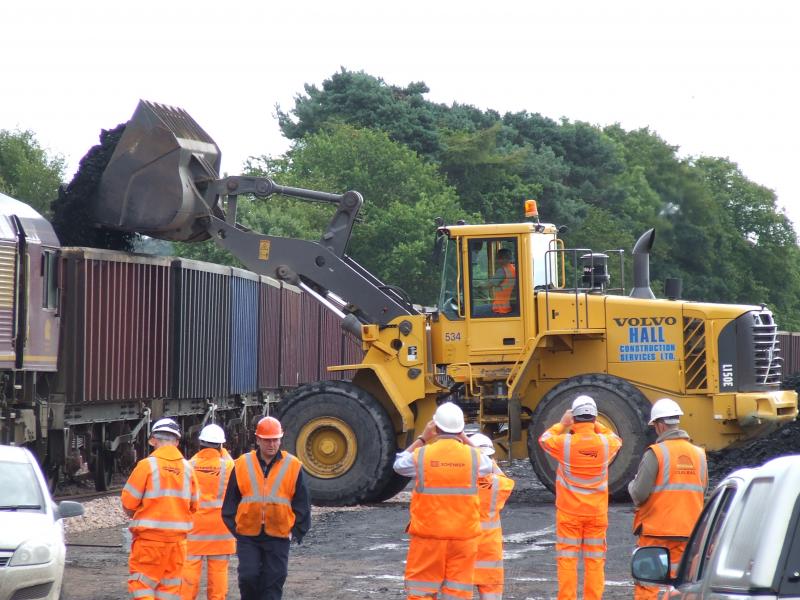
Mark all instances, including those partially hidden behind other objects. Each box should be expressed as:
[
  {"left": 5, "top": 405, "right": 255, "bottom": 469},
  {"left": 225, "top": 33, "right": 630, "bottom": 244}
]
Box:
[{"left": 95, "top": 100, "right": 221, "bottom": 242}]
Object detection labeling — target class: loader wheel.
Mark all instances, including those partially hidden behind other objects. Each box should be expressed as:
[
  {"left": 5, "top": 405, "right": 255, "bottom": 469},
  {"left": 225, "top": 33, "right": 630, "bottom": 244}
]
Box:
[
  {"left": 369, "top": 471, "right": 412, "bottom": 503},
  {"left": 527, "top": 373, "right": 654, "bottom": 501},
  {"left": 279, "top": 381, "right": 397, "bottom": 506}
]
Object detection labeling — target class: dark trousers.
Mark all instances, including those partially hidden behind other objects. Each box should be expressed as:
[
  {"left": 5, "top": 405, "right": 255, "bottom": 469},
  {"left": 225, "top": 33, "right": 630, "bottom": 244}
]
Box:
[{"left": 236, "top": 535, "right": 291, "bottom": 600}]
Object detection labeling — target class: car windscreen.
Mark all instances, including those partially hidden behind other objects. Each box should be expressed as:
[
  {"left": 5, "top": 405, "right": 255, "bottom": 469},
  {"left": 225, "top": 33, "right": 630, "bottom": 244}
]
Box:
[{"left": 0, "top": 461, "right": 45, "bottom": 511}]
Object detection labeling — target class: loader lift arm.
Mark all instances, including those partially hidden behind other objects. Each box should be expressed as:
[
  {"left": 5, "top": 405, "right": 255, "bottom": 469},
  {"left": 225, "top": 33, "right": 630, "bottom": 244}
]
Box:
[
  {"left": 205, "top": 175, "right": 416, "bottom": 327},
  {"left": 95, "top": 100, "right": 416, "bottom": 328}
]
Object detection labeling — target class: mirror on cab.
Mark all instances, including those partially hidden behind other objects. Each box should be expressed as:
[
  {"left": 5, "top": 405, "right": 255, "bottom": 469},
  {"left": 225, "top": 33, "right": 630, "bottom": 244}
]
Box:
[
  {"left": 55, "top": 500, "right": 85, "bottom": 520},
  {"left": 631, "top": 546, "right": 671, "bottom": 584}
]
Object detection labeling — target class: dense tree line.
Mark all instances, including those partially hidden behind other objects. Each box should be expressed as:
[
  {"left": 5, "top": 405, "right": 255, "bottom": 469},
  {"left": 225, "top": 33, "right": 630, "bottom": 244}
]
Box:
[{"left": 2, "top": 68, "right": 799, "bottom": 328}]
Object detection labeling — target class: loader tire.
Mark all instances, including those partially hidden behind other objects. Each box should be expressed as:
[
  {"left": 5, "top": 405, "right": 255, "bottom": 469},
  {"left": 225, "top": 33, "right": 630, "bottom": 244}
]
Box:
[
  {"left": 527, "top": 373, "right": 654, "bottom": 501},
  {"left": 278, "top": 380, "right": 396, "bottom": 506},
  {"left": 369, "top": 471, "right": 411, "bottom": 503}
]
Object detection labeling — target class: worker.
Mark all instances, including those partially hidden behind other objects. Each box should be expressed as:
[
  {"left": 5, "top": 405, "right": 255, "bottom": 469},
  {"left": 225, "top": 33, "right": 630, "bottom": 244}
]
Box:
[
  {"left": 538, "top": 395, "right": 622, "bottom": 600},
  {"left": 121, "top": 417, "right": 199, "bottom": 600},
  {"left": 628, "top": 398, "right": 707, "bottom": 600},
  {"left": 221, "top": 416, "right": 311, "bottom": 600},
  {"left": 180, "top": 423, "right": 236, "bottom": 600},
  {"left": 469, "top": 433, "right": 515, "bottom": 600},
  {"left": 474, "top": 248, "right": 517, "bottom": 317},
  {"left": 393, "top": 402, "right": 495, "bottom": 600}
]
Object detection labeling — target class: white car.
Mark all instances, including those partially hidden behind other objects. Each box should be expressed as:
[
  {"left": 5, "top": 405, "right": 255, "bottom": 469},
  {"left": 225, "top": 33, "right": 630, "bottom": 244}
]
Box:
[{"left": 0, "top": 445, "right": 84, "bottom": 600}]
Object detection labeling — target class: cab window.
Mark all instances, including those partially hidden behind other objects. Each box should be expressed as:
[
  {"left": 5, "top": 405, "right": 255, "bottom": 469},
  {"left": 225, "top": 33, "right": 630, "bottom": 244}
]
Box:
[
  {"left": 41, "top": 249, "right": 58, "bottom": 310},
  {"left": 438, "top": 237, "right": 463, "bottom": 320},
  {"left": 468, "top": 238, "right": 519, "bottom": 319}
]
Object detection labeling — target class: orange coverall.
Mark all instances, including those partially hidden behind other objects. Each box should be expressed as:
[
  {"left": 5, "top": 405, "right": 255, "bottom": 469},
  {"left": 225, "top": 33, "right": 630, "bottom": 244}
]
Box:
[
  {"left": 121, "top": 445, "right": 199, "bottom": 600},
  {"left": 539, "top": 421, "right": 622, "bottom": 600},
  {"left": 474, "top": 470, "right": 515, "bottom": 599},
  {"left": 405, "top": 438, "right": 482, "bottom": 600},
  {"left": 180, "top": 448, "right": 236, "bottom": 600}
]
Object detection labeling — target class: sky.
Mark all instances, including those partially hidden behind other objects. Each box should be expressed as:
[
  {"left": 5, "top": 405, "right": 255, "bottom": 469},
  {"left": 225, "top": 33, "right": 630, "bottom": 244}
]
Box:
[{"left": 1, "top": 0, "right": 798, "bottom": 233}]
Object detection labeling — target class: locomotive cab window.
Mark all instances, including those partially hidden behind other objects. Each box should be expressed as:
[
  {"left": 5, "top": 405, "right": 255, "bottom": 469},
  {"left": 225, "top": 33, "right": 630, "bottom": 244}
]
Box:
[
  {"left": 468, "top": 238, "right": 519, "bottom": 318},
  {"left": 41, "top": 249, "right": 58, "bottom": 310}
]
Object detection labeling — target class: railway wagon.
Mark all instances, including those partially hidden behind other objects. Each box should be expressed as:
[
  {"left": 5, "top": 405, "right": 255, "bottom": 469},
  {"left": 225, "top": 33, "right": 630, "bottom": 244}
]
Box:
[{"left": 0, "top": 193, "right": 362, "bottom": 490}]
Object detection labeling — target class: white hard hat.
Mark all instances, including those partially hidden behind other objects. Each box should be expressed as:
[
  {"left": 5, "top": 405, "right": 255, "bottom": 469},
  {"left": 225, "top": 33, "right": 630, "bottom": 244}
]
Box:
[
  {"left": 469, "top": 433, "right": 496, "bottom": 455},
  {"left": 199, "top": 424, "right": 226, "bottom": 444},
  {"left": 151, "top": 418, "right": 181, "bottom": 439},
  {"left": 649, "top": 398, "right": 683, "bottom": 425},
  {"left": 433, "top": 402, "right": 465, "bottom": 434},
  {"left": 571, "top": 395, "right": 598, "bottom": 418}
]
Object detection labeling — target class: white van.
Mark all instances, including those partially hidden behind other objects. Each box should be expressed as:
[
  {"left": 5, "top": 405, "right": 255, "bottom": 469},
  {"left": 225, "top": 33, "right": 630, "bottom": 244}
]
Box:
[{"left": 631, "top": 454, "right": 800, "bottom": 599}]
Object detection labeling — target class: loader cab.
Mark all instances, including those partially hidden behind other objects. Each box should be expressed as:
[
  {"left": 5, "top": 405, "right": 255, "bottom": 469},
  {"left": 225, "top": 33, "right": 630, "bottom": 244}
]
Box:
[{"left": 436, "top": 223, "right": 560, "bottom": 360}]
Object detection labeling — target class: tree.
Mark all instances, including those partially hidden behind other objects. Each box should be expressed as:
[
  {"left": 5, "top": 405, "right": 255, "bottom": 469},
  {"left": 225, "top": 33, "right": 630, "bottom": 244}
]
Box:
[
  {"left": 243, "top": 123, "right": 474, "bottom": 304},
  {"left": 0, "top": 129, "right": 65, "bottom": 216}
]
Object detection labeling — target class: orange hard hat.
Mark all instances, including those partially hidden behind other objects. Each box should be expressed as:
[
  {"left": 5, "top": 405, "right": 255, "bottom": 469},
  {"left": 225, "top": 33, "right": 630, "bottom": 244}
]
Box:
[{"left": 255, "top": 416, "right": 284, "bottom": 439}]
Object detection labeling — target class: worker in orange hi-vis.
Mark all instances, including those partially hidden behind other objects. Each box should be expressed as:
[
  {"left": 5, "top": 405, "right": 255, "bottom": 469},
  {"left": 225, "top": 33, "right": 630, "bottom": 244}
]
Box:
[
  {"left": 469, "top": 433, "right": 515, "bottom": 600},
  {"left": 180, "top": 424, "right": 236, "bottom": 600},
  {"left": 393, "top": 402, "right": 495, "bottom": 600},
  {"left": 628, "top": 398, "right": 707, "bottom": 600},
  {"left": 538, "top": 396, "right": 622, "bottom": 600},
  {"left": 121, "top": 418, "right": 199, "bottom": 600}
]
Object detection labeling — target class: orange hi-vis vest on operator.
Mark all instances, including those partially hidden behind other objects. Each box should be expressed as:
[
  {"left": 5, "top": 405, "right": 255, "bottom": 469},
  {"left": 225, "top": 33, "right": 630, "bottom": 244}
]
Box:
[
  {"left": 633, "top": 439, "right": 707, "bottom": 537},
  {"left": 492, "top": 263, "right": 516, "bottom": 314},
  {"left": 474, "top": 472, "right": 515, "bottom": 584},
  {"left": 122, "top": 445, "right": 199, "bottom": 541},
  {"left": 187, "top": 448, "right": 236, "bottom": 556},
  {"left": 410, "top": 438, "right": 482, "bottom": 539},
  {"left": 539, "top": 422, "right": 622, "bottom": 516},
  {"left": 233, "top": 450, "right": 302, "bottom": 538}
]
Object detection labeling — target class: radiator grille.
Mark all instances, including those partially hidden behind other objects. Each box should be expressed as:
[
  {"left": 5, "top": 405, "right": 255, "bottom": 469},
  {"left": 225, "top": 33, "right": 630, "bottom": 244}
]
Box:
[
  {"left": 684, "top": 317, "right": 708, "bottom": 390},
  {"left": 752, "top": 311, "right": 782, "bottom": 386}
]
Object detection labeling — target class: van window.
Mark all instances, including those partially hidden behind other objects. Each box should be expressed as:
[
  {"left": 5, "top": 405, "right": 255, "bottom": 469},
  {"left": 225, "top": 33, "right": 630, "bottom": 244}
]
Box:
[
  {"left": 682, "top": 485, "right": 736, "bottom": 583},
  {"left": 714, "top": 478, "right": 774, "bottom": 586}
]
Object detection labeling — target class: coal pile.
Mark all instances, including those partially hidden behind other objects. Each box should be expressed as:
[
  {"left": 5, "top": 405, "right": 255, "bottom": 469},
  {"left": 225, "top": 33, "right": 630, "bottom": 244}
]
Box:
[
  {"left": 50, "top": 124, "right": 136, "bottom": 250},
  {"left": 707, "top": 418, "right": 800, "bottom": 488}
]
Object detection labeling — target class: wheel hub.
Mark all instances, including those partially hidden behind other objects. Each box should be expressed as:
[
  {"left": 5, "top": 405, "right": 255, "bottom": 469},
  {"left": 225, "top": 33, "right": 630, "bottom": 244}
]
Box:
[{"left": 296, "top": 417, "right": 357, "bottom": 479}]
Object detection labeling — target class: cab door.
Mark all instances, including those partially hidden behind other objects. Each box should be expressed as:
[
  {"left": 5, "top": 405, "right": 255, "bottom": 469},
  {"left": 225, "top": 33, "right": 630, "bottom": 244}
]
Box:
[{"left": 464, "top": 236, "right": 525, "bottom": 359}]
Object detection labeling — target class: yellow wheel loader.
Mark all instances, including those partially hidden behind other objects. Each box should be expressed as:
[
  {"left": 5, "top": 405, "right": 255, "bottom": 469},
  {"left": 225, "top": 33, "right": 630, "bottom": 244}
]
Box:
[{"left": 95, "top": 100, "right": 798, "bottom": 505}]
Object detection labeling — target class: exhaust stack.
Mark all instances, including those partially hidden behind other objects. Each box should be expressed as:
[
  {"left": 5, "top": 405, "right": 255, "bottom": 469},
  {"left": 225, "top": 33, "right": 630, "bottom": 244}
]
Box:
[
  {"left": 630, "top": 228, "right": 656, "bottom": 299},
  {"left": 94, "top": 100, "right": 222, "bottom": 242}
]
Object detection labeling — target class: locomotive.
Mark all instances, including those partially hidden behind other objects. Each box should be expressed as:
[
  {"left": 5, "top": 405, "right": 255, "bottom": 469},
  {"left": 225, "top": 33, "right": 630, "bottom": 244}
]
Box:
[{"left": 0, "top": 191, "right": 362, "bottom": 491}]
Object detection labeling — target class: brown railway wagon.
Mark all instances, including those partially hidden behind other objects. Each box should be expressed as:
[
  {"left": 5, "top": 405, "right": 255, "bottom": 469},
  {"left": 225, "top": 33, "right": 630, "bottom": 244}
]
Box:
[
  {"left": 258, "top": 276, "right": 282, "bottom": 390},
  {"left": 58, "top": 248, "right": 172, "bottom": 403},
  {"left": 298, "top": 291, "right": 321, "bottom": 383},
  {"left": 280, "top": 283, "right": 302, "bottom": 388},
  {"left": 778, "top": 331, "right": 800, "bottom": 376}
]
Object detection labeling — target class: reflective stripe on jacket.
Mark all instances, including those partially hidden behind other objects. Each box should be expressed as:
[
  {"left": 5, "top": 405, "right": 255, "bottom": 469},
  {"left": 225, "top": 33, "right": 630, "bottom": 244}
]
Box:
[
  {"left": 492, "top": 263, "right": 517, "bottom": 313},
  {"left": 633, "top": 439, "right": 707, "bottom": 537},
  {"left": 475, "top": 472, "right": 515, "bottom": 581},
  {"left": 539, "top": 421, "right": 622, "bottom": 516},
  {"left": 121, "top": 444, "right": 199, "bottom": 541},
  {"left": 409, "top": 438, "right": 482, "bottom": 540},
  {"left": 233, "top": 450, "right": 302, "bottom": 538},
  {"left": 187, "top": 448, "right": 236, "bottom": 555}
]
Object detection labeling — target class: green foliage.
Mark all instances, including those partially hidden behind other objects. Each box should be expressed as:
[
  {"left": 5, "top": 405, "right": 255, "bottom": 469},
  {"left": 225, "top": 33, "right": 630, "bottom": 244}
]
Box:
[
  {"left": 277, "top": 69, "right": 800, "bottom": 327},
  {"left": 0, "top": 129, "right": 65, "bottom": 216},
  {"left": 245, "top": 123, "right": 473, "bottom": 304}
]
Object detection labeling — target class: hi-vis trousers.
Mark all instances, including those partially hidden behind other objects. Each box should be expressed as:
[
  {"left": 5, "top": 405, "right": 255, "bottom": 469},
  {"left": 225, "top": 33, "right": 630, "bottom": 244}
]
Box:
[
  {"left": 128, "top": 537, "right": 186, "bottom": 600},
  {"left": 180, "top": 554, "right": 231, "bottom": 600},
  {"left": 634, "top": 536, "right": 688, "bottom": 600},
  {"left": 404, "top": 535, "right": 479, "bottom": 599},
  {"left": 555, "top": 511, "right": 608, "bottom": 600}
]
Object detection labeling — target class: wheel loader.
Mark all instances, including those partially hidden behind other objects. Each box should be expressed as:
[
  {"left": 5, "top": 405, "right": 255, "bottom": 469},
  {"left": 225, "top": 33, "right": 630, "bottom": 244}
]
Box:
[{"left": 94, "top": 100, "right": 798, "bottom": 505}]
